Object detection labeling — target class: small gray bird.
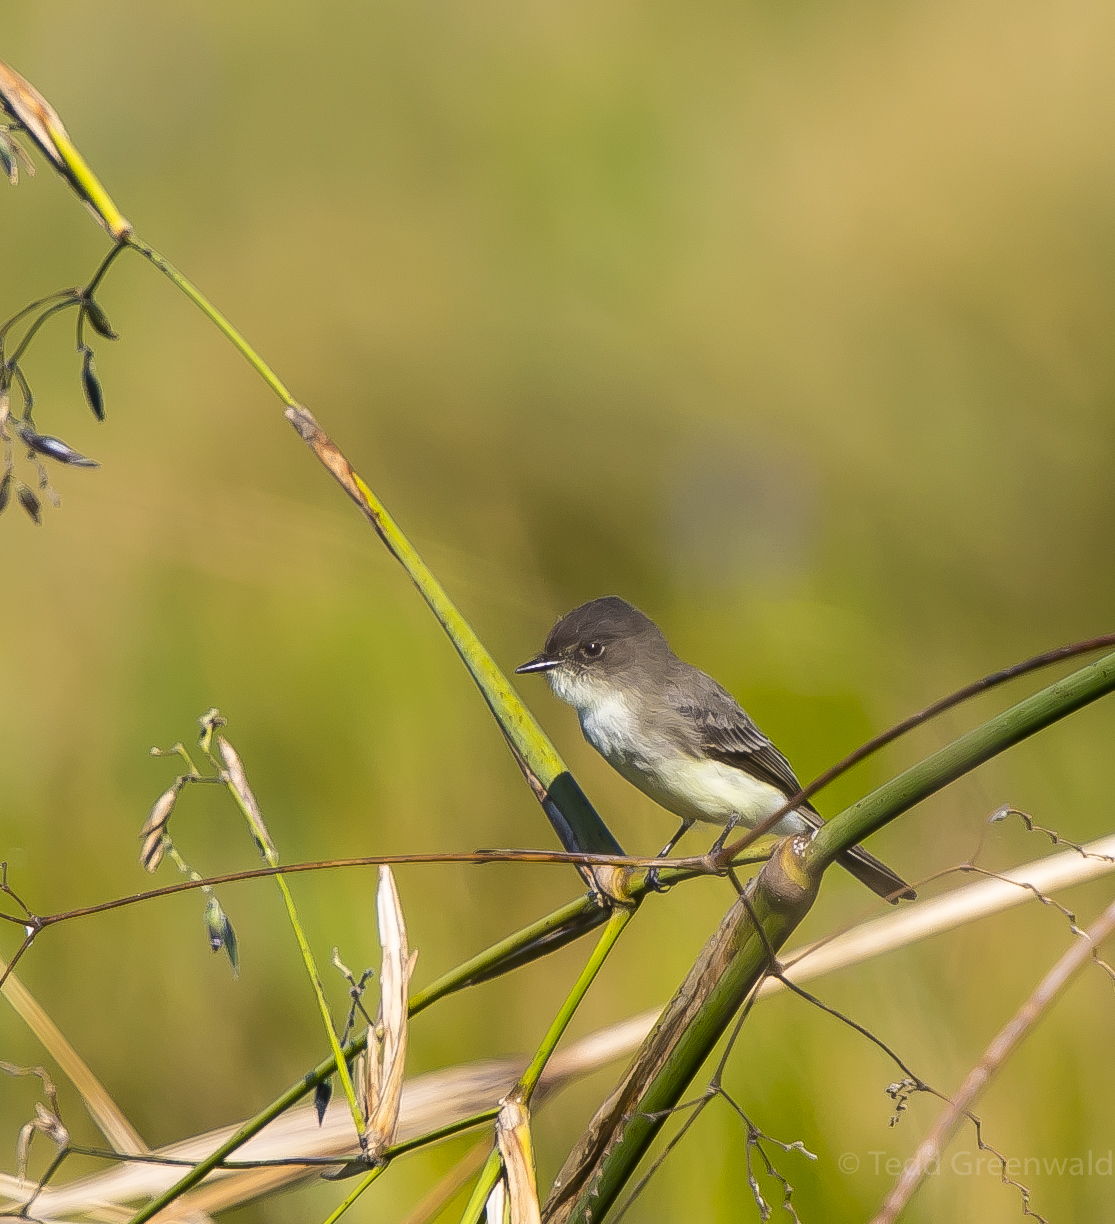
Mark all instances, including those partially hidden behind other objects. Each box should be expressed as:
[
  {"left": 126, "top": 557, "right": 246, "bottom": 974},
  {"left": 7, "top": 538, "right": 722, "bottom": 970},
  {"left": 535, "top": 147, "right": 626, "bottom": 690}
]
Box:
[{"left": 516, "top": 596, "right": 914, "bottom": 902}]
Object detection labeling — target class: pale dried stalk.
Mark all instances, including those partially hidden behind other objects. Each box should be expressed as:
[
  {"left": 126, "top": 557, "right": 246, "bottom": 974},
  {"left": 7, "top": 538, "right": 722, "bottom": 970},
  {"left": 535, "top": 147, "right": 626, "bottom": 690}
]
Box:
[
  {"left": 0, "top": 966, "right": 148, "bottom": 1157},
  {"left": 496, "top": 1100, "right": 541, "bottom": 1224},
  {"left": 364, "top": 866, "right": 418, "bottom": 1153},
  {"left": 0, "top": 1058, "right": 525, "bottom": 1221},
  {"left": 871, "top": 893, "right": 1115, "bottom": 1223}
]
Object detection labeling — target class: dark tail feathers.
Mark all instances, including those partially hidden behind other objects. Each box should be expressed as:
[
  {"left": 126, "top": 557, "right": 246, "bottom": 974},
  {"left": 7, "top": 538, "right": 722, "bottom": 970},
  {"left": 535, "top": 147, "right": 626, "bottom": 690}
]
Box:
[{"left": 837, "top": 844, "right": 916, "bottom": 904}]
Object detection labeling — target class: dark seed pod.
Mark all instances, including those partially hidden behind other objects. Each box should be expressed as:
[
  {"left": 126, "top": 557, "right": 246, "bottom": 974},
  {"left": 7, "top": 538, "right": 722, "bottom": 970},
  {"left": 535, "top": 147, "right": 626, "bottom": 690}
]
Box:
[
  {"left": 0, "top": 472, "right": 10, "bottom": 514},
  {"left": 314, "top": 1079, "right": 332, "bottom": 1125},
  {"left": 221, "top": 915, "right": 240, "bottom": 975},
  {"left": 18, "top": 426, "right": 99, "bottom": 468},
  {"left": 204, "top": 896, "right": 240, "bottom": 975},
  {"left": 0, "top": 131, "right": 16, "bottom": 184},
  {"left": 17, "top": 484, "right": 41, "bottom": 524},
  {"left": 80, "top": 347, "right": 105, "bottom": 421},
  {"left": 83, "top": 299, "right": 119, "bottom": 341}
]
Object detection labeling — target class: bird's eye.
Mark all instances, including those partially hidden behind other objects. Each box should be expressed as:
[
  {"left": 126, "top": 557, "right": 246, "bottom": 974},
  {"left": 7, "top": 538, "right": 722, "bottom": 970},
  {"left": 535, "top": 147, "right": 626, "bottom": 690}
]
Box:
[{"left": 583, "top": 641, "right": 605, "bottom": 659}]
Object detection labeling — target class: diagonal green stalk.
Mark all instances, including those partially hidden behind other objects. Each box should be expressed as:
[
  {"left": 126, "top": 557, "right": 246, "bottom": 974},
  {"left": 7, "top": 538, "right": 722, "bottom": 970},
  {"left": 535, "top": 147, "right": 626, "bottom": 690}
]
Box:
[
  {"left": 411, "top": 893, "right": 607, "bottom": 1005},
  {"left": 272, "top": 873, "right": 364, "bottom": 1139},
  {"left": 551, "top": 648, "right": 1115, "bottom": 1223},
  {"left": 117, "top": 233, "right": 621, "bottom": 859},
  {"left": 519, "top": 908, "right": 633, "bottom": 1105},
  {"left": 458, "top": 1148, "right": 505, "bottom": 1224}
]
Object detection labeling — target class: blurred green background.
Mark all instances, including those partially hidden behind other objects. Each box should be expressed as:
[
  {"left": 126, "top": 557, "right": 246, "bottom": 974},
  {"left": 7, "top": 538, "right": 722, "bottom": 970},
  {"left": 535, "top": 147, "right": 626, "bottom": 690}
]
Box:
[{"left": 3, "top": 1, "right": 1115, "bottom": 1220}]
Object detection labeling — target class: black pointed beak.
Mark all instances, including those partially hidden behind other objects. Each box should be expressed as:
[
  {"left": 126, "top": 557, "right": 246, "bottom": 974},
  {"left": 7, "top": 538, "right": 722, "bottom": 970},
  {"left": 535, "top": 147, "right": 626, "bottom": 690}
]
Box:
[{"left": 515, "top": 654, "right": 560, "bottom": 674}]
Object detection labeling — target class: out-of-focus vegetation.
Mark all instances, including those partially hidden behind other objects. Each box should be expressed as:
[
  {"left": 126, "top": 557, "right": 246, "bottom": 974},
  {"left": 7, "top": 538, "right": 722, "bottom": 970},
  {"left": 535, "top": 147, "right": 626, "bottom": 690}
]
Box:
[{"left": 2, "top": 2, "right": 1115, "bottom": 1220}]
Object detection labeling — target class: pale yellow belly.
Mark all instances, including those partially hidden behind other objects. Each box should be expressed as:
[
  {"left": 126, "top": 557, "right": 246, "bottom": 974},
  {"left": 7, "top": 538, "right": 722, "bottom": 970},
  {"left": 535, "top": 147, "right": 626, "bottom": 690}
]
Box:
[{"left": 612, "top": 754, "right": 807, "bottom": 835}]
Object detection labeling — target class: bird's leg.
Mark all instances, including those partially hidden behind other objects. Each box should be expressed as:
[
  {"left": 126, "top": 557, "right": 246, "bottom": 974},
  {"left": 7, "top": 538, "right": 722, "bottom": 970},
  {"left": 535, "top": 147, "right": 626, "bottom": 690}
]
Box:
[
  {"left": 707, "top": 812, "right": 743, "bottom": 858},
  {"left": 646, "top": 818, "right": 695, "bottom": 893}
]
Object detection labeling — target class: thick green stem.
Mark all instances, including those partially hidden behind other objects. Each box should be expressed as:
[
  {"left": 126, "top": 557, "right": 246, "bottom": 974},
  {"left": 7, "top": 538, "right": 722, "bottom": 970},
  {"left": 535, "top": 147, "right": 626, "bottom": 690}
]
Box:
[
  {"left": 547, "top": 856, "right": 813, "bottom": 1224},
  {"left": 808, "top": 647, "right": 1115, "bottom": 872}
]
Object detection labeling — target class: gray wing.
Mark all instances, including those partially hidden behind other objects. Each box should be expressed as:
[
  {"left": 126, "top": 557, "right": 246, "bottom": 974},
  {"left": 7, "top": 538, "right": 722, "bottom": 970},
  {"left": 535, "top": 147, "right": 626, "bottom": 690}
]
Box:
[{"left": 664, "top": 668, "right": 820, "bottom": 818}]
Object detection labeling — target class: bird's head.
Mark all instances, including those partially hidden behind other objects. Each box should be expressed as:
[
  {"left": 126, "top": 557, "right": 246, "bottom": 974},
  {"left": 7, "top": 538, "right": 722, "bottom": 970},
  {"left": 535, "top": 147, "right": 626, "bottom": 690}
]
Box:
[{"left": 515, "top": 596, "right": 668, "bottom": 710}]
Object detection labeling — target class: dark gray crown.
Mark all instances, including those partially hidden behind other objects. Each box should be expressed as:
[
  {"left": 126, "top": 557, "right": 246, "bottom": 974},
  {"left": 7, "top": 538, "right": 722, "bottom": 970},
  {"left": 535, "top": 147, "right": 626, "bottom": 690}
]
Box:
[{"left": 544, "top": 596, "right": 665, "bottom": 655}]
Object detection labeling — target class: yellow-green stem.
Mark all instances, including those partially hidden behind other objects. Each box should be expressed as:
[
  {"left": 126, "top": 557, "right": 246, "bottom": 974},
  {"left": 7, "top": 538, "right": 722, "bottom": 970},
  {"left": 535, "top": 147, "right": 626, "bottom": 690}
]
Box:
[
  {"left": 320, "top": 1161, "right": 386, "bottom": 1224},
  {"left": 458, "top": 1148, "right": 504, "bottom": 1224},
  {"left": 49, "top": 127, "right": 131, "bottom": 240},
  {"left": 274, "top": 873, "right": 364, "bottom": 1140},
  {"left": 219, "top": 748, "right": 363, "bottom": 1135},
  {"left": 125, "top": 236, "right": 295, "bottom": 404},
  {"left": 457, "top": 908, "right": 633, "bottom": 1224},
  {"left": 519, "top": 908, "right": 632, "bottom": 1105}
]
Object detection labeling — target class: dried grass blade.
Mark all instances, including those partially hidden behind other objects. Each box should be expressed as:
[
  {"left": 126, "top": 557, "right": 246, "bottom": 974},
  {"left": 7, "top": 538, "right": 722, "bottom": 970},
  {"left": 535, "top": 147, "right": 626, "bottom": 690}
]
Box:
[
  {"left": 0, "top": 958, "right": 148, "bottom": 1156},
  {"left": 496, "top": 1100, "right": 541, "bottom": 1224},
  {"left": 366, "top": 866, "right": 417, "bottom": 1152}
]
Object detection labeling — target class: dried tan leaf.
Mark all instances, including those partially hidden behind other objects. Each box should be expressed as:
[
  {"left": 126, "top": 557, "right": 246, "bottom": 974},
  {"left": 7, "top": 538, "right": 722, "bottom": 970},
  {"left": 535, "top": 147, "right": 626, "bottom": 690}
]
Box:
[
  {"left": 0, "top": 968, "right": 149, "bottom": 1157},
  {"left": 496, "top": 1100, "right": 540, "bottom": 1224},
  {"left": 365, "top": 866, "right": 417, "bottom": 1152},
  {"left": 0, "top": 60, "right": 67, "bottom": 171}
]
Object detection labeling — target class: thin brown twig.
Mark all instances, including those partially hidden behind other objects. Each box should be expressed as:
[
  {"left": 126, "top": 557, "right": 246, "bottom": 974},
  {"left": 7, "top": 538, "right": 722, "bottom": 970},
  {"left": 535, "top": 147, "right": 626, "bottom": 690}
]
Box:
[
  {"left": 717, "top": 632, "right": 1115, "bottom": 866},
  {"left": 870, "top": 893, "right": 1115, "bottom": 1224}
]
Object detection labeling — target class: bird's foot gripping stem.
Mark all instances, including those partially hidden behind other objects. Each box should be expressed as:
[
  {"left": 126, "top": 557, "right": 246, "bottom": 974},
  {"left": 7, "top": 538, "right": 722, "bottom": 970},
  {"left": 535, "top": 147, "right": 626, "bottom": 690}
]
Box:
[{"left": 645, "top": 817, "right": 696, "bottom": 893}]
